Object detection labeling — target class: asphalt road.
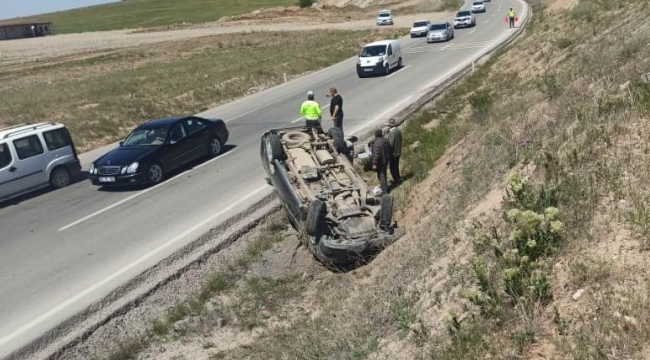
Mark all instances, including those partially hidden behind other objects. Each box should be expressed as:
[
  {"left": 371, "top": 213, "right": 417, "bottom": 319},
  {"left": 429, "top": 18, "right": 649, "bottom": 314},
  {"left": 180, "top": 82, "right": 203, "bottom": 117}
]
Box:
[{"left": 0, "top": 0, "right": 527, "bottom": 357}]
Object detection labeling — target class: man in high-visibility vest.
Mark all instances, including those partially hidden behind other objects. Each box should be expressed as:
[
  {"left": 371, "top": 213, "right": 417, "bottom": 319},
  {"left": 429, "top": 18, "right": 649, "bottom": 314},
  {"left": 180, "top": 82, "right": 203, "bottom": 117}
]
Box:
[
  {"left": 508, "top": 7, "right": 516, "bottom": 28},
  {"left": 300, "top": 90, "right": 322, "bottom": 128}
]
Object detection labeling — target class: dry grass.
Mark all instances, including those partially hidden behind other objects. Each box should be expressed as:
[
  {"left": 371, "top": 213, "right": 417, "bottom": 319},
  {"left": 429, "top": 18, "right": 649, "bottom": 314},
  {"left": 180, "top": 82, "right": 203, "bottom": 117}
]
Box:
[{"left": 0, "top": 28, "right": 405, "bottom": 152}]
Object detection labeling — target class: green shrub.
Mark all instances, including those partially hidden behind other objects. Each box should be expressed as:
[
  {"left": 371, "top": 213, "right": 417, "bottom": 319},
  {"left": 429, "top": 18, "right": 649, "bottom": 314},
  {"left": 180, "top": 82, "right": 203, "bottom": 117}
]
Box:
[{"left": 298, "top": 0, "right": 313, "bottom": 8}]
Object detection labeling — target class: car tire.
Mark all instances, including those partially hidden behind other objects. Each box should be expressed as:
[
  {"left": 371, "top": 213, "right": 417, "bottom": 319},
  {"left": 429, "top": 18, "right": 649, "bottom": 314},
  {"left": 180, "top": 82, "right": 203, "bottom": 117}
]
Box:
[
  {"left": 306, "top": 200, "right": 327, "bottom": 239},
  {"left": 208, "top": 136, "right": 222, "bottom": 157},
  {"left": 398, "top": 57, "right": 403, "bottom": 69},
  {"left": 50, "top": 166, "right": 71, "bottom": 189},
  {"left": 384, "top": 64, "right": 390, "bottom": 76},
  {"left": 266, "top": 133, "right": 285, "bottom": 161},
  {"left": 379, "top": 194, "right": 394, "bottom": 229},
  {"left": 146, "top": 163, "right": 164, "bottom": 185}
]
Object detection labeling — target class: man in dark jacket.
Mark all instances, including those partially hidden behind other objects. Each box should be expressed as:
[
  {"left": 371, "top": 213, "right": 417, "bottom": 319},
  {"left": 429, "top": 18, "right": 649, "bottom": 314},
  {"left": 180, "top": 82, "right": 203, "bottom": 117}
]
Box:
[
  {"left": 387, "top": 118, "right": 403, "bottom": 185},
  {"left": 372, "top": 128, "right": 390, "bottom": 194}
]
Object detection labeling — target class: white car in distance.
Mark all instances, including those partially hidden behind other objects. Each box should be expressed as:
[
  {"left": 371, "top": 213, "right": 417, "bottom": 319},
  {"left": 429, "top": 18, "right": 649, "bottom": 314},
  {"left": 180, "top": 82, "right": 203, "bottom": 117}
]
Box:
[
  {"left": 471, "top": 1, "right": 486, "bottom": 13},
  {"left": 410, "top": 20, "right": 431, "bottom": 38},
  {"left": 376, "top": 10, "right": 394, "bottom": 26},
  {"left": 453, "top": 10, "right": 477, "bottom": 28}
]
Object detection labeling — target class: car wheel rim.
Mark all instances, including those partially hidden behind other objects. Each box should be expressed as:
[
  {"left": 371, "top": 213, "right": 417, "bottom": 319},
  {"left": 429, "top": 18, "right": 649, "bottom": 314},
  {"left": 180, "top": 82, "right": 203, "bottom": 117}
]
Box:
[
  {"left": 149, "top": 165, "right": 162, "bottom": 183},
  {"left": 210, "top": 138, "right": 221, "bottom": 155},
  {"left": 53, "top": 170, "right": 69, "bottom": 187}
]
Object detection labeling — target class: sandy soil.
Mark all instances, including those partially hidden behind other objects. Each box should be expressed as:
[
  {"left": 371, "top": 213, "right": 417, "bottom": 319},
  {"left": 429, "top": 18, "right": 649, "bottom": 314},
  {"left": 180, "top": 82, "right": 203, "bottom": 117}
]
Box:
[{"left": 0, "top": 11, "right": 451, "bottom": 67}]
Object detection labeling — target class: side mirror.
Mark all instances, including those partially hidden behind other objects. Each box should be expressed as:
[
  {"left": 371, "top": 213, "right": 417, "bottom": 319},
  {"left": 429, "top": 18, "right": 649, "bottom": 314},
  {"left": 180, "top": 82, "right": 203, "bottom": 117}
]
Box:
[{"left": 119, "top": 141, "right": 124, "bottom": 147}]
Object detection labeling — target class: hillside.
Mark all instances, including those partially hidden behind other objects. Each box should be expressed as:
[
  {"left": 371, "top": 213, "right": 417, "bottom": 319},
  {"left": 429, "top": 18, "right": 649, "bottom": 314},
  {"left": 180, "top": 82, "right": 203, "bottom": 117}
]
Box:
[{"left": 0, "top": 0, "right": 295, "bottom": 34}]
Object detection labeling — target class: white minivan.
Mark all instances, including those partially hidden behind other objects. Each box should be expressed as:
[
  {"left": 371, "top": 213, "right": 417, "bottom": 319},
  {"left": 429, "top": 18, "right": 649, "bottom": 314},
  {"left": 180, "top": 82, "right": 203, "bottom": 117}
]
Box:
[
  {"left": 356, "top": 40, "right": 402, "bottom": 78},
  {"left": 0, "top": 123, "right": 81, "bottom": 202}
]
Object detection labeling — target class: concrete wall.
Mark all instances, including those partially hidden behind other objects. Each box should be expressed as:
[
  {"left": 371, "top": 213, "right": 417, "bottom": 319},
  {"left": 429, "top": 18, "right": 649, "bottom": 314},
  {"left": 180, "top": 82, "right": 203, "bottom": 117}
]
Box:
[{"left": 0, "top": 23, "right": 53, "bottom": 41}]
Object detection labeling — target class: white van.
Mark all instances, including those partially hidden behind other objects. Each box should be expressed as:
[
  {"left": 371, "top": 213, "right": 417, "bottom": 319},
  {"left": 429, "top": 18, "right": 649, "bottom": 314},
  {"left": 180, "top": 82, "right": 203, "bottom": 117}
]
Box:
[
  {"left": 0, "top": 123, "right": 81, "bottom": 202},
  {"left": 356, "top": 40, "right": 402, "bottom": 78}
]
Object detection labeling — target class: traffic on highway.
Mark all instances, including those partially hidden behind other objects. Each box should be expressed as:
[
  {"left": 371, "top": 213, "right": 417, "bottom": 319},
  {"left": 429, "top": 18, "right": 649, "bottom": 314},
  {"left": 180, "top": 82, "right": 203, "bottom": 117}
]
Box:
[{"left": 0, "top": 0, "right": 525, "bottom": 356}]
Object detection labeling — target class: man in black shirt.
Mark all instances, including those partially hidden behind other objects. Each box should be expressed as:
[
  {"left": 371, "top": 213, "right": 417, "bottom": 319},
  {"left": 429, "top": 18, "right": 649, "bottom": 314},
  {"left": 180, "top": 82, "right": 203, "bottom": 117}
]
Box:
[{"left": 328, "top": 87, "right": 344, "bottom": 135}]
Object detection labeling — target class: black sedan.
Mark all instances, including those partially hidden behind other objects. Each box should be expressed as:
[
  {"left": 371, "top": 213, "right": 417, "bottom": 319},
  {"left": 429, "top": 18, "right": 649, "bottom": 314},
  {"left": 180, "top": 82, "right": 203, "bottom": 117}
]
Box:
[{"left": 89, "top": 116, "right": 228, "bottom": 187}]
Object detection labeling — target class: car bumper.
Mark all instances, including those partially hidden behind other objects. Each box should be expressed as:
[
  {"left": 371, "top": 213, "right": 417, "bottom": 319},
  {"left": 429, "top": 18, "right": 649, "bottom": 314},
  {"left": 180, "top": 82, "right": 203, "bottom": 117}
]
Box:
[
  {"left": 410, "top": 31, "right": 428, "bottom": 37},
  {"left": 376, "top": 21, "right": 393, "bottom": 25},
  {"left": 356, "top": 63, "right": 385, "bottom": 76},
  {"left": 67, "top": 159, "right": 82, "bottom": 177},
  {"left": 427, "top": 35, "right": 448, "bottom": 42},
  {"left": 454, "top": 21, "right": 473, "bottom": 28},
  {"left": 89, "top": 172, "right": 147, "bottom": 186},
  {"left": 471, "top": 8, "right": 486, "bottom": 12}
]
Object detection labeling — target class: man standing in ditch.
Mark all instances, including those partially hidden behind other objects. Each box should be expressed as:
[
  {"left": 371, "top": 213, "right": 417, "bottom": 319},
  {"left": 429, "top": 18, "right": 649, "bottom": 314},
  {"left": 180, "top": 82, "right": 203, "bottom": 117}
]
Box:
[
  {"left": 372, "top": 128, "right": 390, "bottom": 194},
  {"left": 328, "top": 87, "right": 344, "bottom": 135},
  {"left": 387, "top": 118, "right": 403, "bottom": 186}
]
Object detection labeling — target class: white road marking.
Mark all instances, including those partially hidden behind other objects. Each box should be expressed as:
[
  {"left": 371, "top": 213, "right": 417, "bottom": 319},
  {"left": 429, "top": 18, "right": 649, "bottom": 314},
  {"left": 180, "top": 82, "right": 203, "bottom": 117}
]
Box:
[
  {"left": 291, "top": 104, "right": 330, "bottom": 123},
  {"left": 385, "top": 65, "right": 410, "bottom": 79},
  {"left": 225, "top": 96, "right": 288, "bottom": 122},
  {"left": 349, "top": 94, "right": 415, "bottom": 135},
  {"left": 468, "top": 29, "right": 477, "bottom": 35},
  {"left": 441, "top": 43, "right": 453, "bottom": 50},
  {"left": 58, "top": 150, "right": 237, "bottom": 232},
  {"left": 0, "top": 185, "right": 269, "bottom": 350}
]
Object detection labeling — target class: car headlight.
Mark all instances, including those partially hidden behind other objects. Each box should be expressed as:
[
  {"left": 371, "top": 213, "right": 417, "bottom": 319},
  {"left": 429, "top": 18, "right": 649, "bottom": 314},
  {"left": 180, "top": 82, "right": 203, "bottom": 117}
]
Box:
[
  {"left": 89, "top": 164, "right": 96, "bottom": 174},
  {"left": 126, "top": 162, "right": 139, "bottom": 174}
]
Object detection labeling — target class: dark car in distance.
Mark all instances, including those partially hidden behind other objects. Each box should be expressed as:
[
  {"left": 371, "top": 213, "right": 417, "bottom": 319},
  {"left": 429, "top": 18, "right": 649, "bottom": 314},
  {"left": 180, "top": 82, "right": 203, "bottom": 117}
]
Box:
[{"left": 89, "top": 116, "right": 228, "bottom": 187}]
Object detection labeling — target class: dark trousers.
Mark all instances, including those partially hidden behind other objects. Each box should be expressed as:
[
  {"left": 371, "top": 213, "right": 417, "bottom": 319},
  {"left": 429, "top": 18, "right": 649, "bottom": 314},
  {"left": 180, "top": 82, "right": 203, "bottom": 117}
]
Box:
[
  {"left": 333, "top": 115, "right": 343, "bottom": 135},
  {"left": 509, "top": 17, "right": 515, "bottom": 28},
  {"left": 377, "top": 164, "right": 388, "bottom": 194},
  {"left": 389, "top": 154, "right": 401, "bottom": 184},
  {"left": 306, "top": 119, "right": 321, "bottom": 129}
]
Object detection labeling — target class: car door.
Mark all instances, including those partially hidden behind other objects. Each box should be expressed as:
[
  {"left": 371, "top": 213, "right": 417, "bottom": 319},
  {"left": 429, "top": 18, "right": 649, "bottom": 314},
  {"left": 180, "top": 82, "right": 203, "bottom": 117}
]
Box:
[
  {"left": 9, "top": 134, "right": 49, "bottom": 191},
  {"left": 183, "top": 117, "right": 211, "bottom": 161},
  {"left": 164, "top": 122, "right": 193, "bottom": 170},
  {"left": 386, "top": 44, "right": 394, "bottom": 68},
  {"left": 447, "top": 22, "right": 453, "bottom": 37},
  {"left": 0, "top": 142, "right": 18, "bottom": 200}
]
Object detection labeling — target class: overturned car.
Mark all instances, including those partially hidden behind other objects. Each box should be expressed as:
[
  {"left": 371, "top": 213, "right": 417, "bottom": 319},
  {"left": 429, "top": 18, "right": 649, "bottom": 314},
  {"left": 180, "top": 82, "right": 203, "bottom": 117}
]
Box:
[{"left": 260, "top": 126, "right": 398, "bottom": 267}]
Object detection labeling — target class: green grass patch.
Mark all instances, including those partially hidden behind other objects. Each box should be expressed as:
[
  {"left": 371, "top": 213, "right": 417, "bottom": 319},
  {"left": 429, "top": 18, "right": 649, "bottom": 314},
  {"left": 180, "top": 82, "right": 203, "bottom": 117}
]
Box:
[{"left": 0, "top": 0, "right": 296, "bottom": 34}]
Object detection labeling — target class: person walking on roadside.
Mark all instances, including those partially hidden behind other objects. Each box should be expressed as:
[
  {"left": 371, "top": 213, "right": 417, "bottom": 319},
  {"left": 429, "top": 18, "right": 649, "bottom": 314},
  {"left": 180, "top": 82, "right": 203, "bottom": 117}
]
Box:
[
  {"left": 508, "top": 7, "right": 517, "bottom": 28},
  {"left": 387, "top": 118, "right": 403, "bottom": 186},
  {"left": 300, "top": 90, "right": 322, "bottom": 128},
  {"left": 372, "top": 128, "right": 390, "bottom": 194},
  {"left": 328, "top": 87, "right": 344, "bottom": 135}
]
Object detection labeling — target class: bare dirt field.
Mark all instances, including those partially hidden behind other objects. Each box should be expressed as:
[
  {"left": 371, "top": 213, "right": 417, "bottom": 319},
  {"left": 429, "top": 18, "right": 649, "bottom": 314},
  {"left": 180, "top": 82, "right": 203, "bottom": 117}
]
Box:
[{"left": 0, "top": 10, "right": 450, "bottom": 67}]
